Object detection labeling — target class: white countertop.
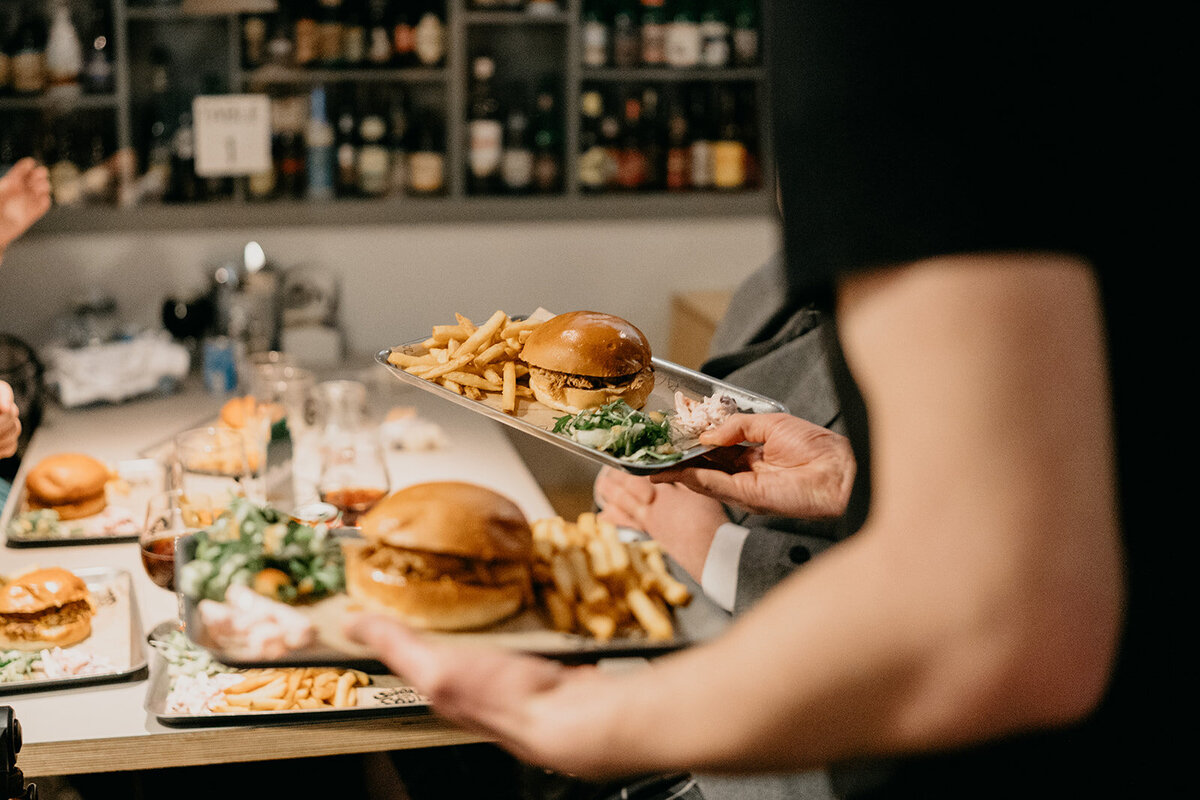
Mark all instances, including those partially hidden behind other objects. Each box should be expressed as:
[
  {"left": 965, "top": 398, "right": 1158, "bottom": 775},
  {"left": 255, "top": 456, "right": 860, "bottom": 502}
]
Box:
[{"left": 1, "top": 375, "right": 555, "bottom": 777}]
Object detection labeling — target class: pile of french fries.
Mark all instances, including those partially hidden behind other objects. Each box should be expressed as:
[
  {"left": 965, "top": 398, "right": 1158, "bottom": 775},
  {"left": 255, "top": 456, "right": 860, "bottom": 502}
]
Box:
[
  {"left": 531, "top": 512, "right": 692, "bottom": 642},
  {"left": 210, "top": 666, "right": 370, "bottom": 712},
  {"left": 387, "top": 310, "right": 545, "bottom": 413}
]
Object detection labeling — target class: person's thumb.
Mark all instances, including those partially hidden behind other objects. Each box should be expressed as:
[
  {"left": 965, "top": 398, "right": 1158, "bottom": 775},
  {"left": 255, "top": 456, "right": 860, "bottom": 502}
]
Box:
[
  {"left": 698, "top": 412, "right": 790, "bottom": 448},
  {"left": 0, "top": 381, "right": 14, "bottom": 412}
]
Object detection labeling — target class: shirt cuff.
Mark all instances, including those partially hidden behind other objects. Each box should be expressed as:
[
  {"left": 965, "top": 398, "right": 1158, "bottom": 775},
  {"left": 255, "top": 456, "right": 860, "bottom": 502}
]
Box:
[{"left": 700, "top": 522, "right": 750, "bottom": 613}]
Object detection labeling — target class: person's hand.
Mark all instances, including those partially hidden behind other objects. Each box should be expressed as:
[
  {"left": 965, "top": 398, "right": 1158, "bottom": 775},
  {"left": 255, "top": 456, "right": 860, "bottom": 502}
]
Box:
[
  {"left": 0, "top": 158, "right": 52, "bottom": 257},
  {"left": 1, "top": 381, "right": 21, "bottom": 459},
  {"left": 344, "top": 613, "right": 650, "bottom": 779},
  {"left": 649, "top": 413, "right": 855, "bottom": 519},
  {"left": 595, "top": 467, "right": 729, "bottom": 581}
]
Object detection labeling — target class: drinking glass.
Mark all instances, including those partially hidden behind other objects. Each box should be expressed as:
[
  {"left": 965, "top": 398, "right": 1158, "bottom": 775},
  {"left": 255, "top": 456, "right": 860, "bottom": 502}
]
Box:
[
  {"left": 317, "top": 431, "right": 390, "bottom": 527},
  {"left": 173, "top": 425, "right": 261, "bottom": 511},
  {"left": 140, "top": 489, "right": 197, "bottom": 626}
]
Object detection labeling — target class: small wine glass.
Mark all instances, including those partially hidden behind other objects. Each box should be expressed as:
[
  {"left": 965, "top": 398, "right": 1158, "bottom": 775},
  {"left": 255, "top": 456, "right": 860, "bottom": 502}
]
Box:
[
  {"left": 317, "top": 431, "right": 390, "bottom": 527},
  {"left": 173, "top": 425, "right": 261, "bottom": 507},
  {"left": 140, "top": 489, "right": 195, "bottom": 628}
]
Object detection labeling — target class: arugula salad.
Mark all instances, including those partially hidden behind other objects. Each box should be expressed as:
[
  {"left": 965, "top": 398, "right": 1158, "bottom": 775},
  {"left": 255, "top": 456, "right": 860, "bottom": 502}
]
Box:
[
  {"left": 552, "top": 400, "right": 683, "bottom": 464},
  {"left": 177, "top": 497, "right": 345, "bottom": 604}
]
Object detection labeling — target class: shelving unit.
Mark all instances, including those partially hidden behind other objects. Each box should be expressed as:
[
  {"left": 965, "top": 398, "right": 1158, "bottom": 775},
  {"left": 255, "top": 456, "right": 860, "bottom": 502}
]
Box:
[{"left": 3, "top": 0, "right": 774, "bottom": 235}]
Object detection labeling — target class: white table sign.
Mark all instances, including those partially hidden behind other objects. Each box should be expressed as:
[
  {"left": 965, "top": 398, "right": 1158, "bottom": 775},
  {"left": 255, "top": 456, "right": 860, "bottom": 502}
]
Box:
[{"left": 193, "top": 94, "right": 272, "bottom": 177}]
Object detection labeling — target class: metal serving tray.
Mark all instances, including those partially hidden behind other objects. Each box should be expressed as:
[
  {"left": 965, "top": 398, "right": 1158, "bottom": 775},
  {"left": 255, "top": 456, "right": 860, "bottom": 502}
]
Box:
[
  {"left": 4, "top": 458, "right": 167, "bottom": 548},
  {"left": 0, "top": 567, "right": 148, "bottom": 694},
  {"left": 375, "top": 339, "right": 788, "bottom": 476},
  {"left": 177, "top": 532, "right": 730, "bottom": 670},
  {"left": 144, "top": 621, "right": 431, "bottom": 727}
]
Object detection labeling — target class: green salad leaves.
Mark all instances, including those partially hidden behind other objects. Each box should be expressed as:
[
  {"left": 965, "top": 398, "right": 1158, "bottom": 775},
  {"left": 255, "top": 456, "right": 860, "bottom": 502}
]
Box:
[
  {"left": 552, "top": 400, "right": 682, "bottom": 464},
  {"left": 177, "top": 497, "right": 345, "bottom": 604}
]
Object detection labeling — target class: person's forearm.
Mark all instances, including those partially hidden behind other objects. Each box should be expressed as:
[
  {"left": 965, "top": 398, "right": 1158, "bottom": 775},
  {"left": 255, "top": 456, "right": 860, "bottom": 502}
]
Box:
[{"left": 593, "top": 254, "right": 1123, "bottom": 773}]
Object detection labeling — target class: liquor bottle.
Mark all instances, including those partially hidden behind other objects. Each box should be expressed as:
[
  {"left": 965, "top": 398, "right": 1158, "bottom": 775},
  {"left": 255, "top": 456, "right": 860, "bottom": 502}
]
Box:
[
  {"left": 387, "top": 89, "right": 409, "bottom": 195},
  {"left": 598, "top": 94, "right": 623, "bottom": 189},
  {"left": 687, "top": 86, "right": 713, "bottom": 189},
  {"left": 663, "top": 89, "right": 690, "bottom": 190},
  {"left": 335, "top": 102, "right": 358, "bottom": 195},
  {"left": 581, "top": 0, "right": 610, "bottom": 69},
  {"left": 698, "top": 0, "right": 729, "bottom": 67},
  {"left": 247, "top": 128, "right": 278, "bottom": 201},
  {"left": 317, "top": 0, "right": 345, "bottom": 66},
  {"left": 341, "top": 0, "right": 367, "bottom": 67},
  {"left": 242, "top": 12, "right": 269, "bottom": 69},
  {"left": 199, "top": 74, "right": 234, "bottom": 201},
  {"left": 356, "top": 96, "right": 390, "bottom": 196},
  {"left": 639, "top": 0, "right": 667, "bottom": 67},
  {"left": 47, "top": 120, "right": 83, "bottom": 206},
  {"left": 168, "top": 111, "right": 200, "bottom": 203},
  {"left": 306, "top": 85, "right": 336, "bottom": 199},
  {"left": 278, "top": 129, "right": 306, "bottom": 198},
  {"left": 500, "top": 85, "right": 533, "bottom": 194},
  {"left": 665, "top": 0, "right": 701, "bottom": 69},
  {"left": 639, "top": 85, "right": 663, "bottom": 189},
  {"left": 610, "top": 0, "right": 639, "bottom": 68},
  {"left": 413, "top": 1, "right": 445, "bottom": 67},
  {"left": 407, "top": 107, "right": 445, "bottom": 195},
  {"left": 615, "top": 93, "right": 646, "bottom": 190},
  {"left": 577, "top": 89, "right": 609, "bottom": 192},
  {"left": 266, "top": 8, "right": 295, "bottom": 67},
  {"left": 711, "top": 85, "right": 745, "bottom": 190},
  {"left": 294, "top": 1, "right": 320, "bottom": 67},
  {"left": 9, "top": 1, "right": 47, "bottom": 96},
  {"left": 81, "top": 130, "right": 113, "bottom": 204},
  {"left": 142, "top": 48, "right": 174, "bottom": 202},
  {"left": 45, "top": 0, "right": 81, "bottom": 91},
  {"left": 531, "top": 82, "right": 562, "bottom": 193},
  {"left": 731, "top": 0, "right": 758, "bottom": 66},
  {"left": 467, "top": 54, "right": 503, "bottom": 195},
  {"left": 391, "top": 3, "right": 416, "bottom": 67},
  {"left": 82, "top": 3, "right": 113, "bottom": 93},
  {"left": 366, "top": 0, "right": 392, "bottom": 66}
]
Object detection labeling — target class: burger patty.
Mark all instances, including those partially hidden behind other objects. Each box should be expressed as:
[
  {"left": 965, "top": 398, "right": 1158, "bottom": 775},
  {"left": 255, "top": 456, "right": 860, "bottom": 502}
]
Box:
[
  {"left": 0, "top": 599, "right": 92, "bottom": 640},
  {"left": 530, "top": 366, "right": 653, "bottom": 393},
  {"left": 360, "top": 544, "right": 529, "bottom": 588}
]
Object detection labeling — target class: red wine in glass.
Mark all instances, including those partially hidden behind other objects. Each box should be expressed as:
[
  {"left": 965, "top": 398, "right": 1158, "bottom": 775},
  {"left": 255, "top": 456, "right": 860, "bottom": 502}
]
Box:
[
  {"left": 321, "top": 486, "right": 387, "bottom": 527},
  {"left": 141, "top": 534, "right": 179, "bottom": 591}
]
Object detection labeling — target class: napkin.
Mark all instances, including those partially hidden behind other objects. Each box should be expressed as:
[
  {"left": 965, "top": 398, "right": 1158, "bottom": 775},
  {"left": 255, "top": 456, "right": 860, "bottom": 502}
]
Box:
[{"left": 44, "top": 331, "right": 191, "bottom": 408}]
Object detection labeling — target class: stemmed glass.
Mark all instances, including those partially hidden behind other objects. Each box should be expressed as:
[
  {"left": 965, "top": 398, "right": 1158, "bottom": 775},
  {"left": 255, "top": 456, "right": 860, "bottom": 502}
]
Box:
[
  {"left": 139, "top": 489, "right": 197, "bottom": 627},
  {"left": 316, "top": 431, "right": 390, "bottom": 527},
  {"left": 173, "top": 425, "right": 262, "bottom": 509}
]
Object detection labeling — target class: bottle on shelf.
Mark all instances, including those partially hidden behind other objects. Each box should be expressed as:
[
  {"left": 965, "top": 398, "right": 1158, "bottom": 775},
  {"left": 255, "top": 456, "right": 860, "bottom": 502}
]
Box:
[
  {"left": 665, "top": 0, "right": 701, "bottom": 69},
  {"left": 9, "top": 1, "right": 48, "bottom": 96},
  {"left": 278, "top": 129, "right": 306, "bottom": 198},
  {"left": 467, "top": 53, "right": 503, "bottom": 195},
  {"left": 387, "top": 89, "right": 410, "bottom": 196},
  {"left": 341, "top": 0, "right": 368, "bottom": 67},
  {"left": 577, "top": 88, "right": 609, "bottom": 193},
  {"left": 407, "top": 106, "right": 445, "bottom": 196},
  {"left": 413, "top": 1, "right": 445, "bottom": 67},
  {"left": 687, "top": 84, "right": 714, "bottom": 190},
  {"left": 306, "top": 85, "right": 336, "bottom": 199},
  {"left": 391, "top": 2, "right": 416, "bottom": 67},
  {"left": 640, "top": 85, "right": 663, "bottom": 190},
  {"left": 242, "top": 12, "right": 269, "bottom": 70},
  {"left": 711, "top": 84, "right": 745, "bottom": 190},
  {"left": 531, "top": 81, "right": 562, "bottom": 193},
  {"left": 698, "top": 0, "right": 730, "bottom": 68},
  {"left": 731, "top": 0, "right": 758, "bottom": 67},
  {"left": 47, "top": 119, "right": 83, "bottom": 206},
  {"left": 247, "top": 121, "right": 278, "bottom": 202},
  {"left": 663, "top": 87, "right": 690, "bottom": 190},
  {"left": 317, "top": 0, "right": 346, "bottom": 67},
  {"left": 597, "top": 91, "right": 622, "bottom": 189},
  {"left": 738, "top": 85, "right": 760, "bottom": 188},
  {"left": 294, "top": 1, "right": 321, "bottom": 68},
  {"left": 82, "top": 3, "right": 114, "bottom": 94},
  {"left": 1, "top": 16, "right": 14, "bottom": 96},
  {"left": 610, "top": 0, "right": 639, "bottom": 69},
  {"left": 167, "top": 110, "right": 200, "bottom": 203},
  {"left": 639, "top": 0, "right": 667, "bottom": 67},
  {"left": 581, "top": 0, "right": 610, "bottom": 69},
  {"left": 366, "top": 0, "right": 392, "bottom": 67},
  {"left": 266, "top": 8, "right": 295, "bottom": 67},
  {"left": 356, "top": 91, "right": 390, "bottom": 196},
  {"left": 335, "top": 99, "right": 358, "bottom": 196},
  {"left": 500, "top": 83, "right": 533, "bottom": 195},
  {"left": 140, "top": 47, "right": 174, "bottom": 203},
  {"left": 81, "top": 128, "right": 114, "bottom": 204},
  {"left": 615, "top": 91, "right": 647, "bottom": 191}
]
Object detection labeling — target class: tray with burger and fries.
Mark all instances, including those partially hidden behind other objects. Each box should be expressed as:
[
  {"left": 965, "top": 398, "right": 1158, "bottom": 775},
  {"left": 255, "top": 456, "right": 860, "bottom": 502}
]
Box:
[
  {"left": 377, "top": 308, "right": 789, "bottom": 476},
  {"left": 174, "top": 484, "right": 729, "bottom": 671},
  {"left": 1, "top": 566, "right": 148, "bottom": 694}
]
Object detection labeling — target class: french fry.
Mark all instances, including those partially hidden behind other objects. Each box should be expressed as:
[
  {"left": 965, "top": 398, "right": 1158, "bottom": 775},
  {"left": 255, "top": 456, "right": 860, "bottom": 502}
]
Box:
[
  {"left": 566, "top": 547, "right": 609, "bottom": 606},
  {"left": 643, "top": 543, "right": 693, "bottom": 606},
  {"left": 549, "top": 552, "right": 577, "bottom": 600},
  {"left": 334, "top": 671, "right": 357, "bottom": 708},
  {"left": 626, "top": 583, "right": 675, "bottom": 641},
  {"left": 502, "top": 361, "right": 517, "bottom": 413},
  {"left": 456, "top": 309, "right": 508, "bottom": 356},
  {"left": 225, "top": 671, "right": 280, "bottom": 694},
  {"left": 586, "top": 536, "right": 614, "bottom": 578},
  {"left": 543, "top": 589, "right": 575, "bottom": 632},
  {"left": 473, "top": 341, "right": 509, "bottom": 367},
  {"left": 576, "top": 604, "right": 617, "bottom": 641}
]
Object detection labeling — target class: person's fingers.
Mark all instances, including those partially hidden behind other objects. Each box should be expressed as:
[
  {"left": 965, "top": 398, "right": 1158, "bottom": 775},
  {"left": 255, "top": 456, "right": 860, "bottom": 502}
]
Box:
[
  {"left": 597, "top": 505, "right": 640, "bottom": 532},
  {"left": 2, "top": 158, "right": 36, "bottom": 184},
  {"left": 344, "top": 612, "right": 441, "bottom": 685},
  {"left": 0, "top": 382, "right": 13, "bottom": 409},
  {"left": 697, "top": 412, "right": 793, "bottom": 447}
]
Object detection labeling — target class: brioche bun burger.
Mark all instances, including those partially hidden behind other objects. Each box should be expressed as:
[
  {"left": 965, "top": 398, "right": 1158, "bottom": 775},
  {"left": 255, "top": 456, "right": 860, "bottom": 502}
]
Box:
[
  {"left": 520, "top": 311, "right": 655, "bottom": 414},
  {"left": 24, "top": 452, "right": 110, "bottom": 520},
  {"left": 344, "top": 481, "right": 534, "bottom": 631},
  {"left": 0, "top": 567, "right": 95, "bottom": 651}
]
